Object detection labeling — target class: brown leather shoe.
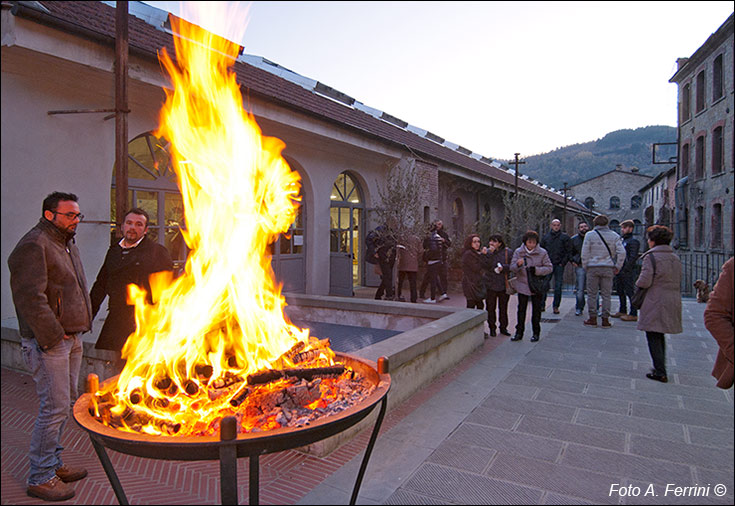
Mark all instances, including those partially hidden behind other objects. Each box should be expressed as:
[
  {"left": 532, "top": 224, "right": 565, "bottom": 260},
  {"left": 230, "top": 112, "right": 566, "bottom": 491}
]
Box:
[
  {"left": 55, "top": 465, "right": 87, "bottom": 483},
  {"left": 553, "top": 307, "right": 560, "bottom": 314},
  {"left": 620, "top": 314, "right": 638, "bottom": 322},
  {"left": 601, "top": 317, "right": 612, "bottom": 328},
  {"left": 583, "top": 317, "right": 597, "bottom": 327},
  {"left": 27, "top": 476, "right": 75, "bottom": 501},
  {"left": 610, "top": 312, "right": 624, "bottom": 318}
]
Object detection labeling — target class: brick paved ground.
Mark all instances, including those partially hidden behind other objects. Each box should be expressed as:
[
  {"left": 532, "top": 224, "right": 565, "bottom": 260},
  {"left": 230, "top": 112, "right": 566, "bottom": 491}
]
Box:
[{"left": 3, "top": 295, "right": 733, "bottom": 505}]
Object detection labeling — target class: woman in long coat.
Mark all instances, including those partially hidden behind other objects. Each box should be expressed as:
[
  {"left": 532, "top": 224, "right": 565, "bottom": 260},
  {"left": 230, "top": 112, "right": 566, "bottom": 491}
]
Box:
[
  {"left": 510, "top": 230, "right": 553, "bottom": 342},
  {"left": 704, "top": 257, "right": 733, "bottom": 389},
  {"left": 635, "top": 225, "right": 682, "bottom": 382},
  {"left": 461, "top": 234, "right": 490, "bottom": 309}
]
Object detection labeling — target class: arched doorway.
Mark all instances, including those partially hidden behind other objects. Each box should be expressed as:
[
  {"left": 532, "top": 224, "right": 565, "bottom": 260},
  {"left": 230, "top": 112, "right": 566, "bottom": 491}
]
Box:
[
  {"left": 111, "top": 132, "right": 187, "bottom": 271},
  {"left": 329, "top": 172, "right": 364, "bottom": 296}
]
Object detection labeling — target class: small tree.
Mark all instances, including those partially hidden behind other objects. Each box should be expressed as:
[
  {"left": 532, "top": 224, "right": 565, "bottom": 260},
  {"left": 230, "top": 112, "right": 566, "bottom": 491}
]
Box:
[
  {"left": 371, "top": 158, "right": 423, "bottom": 241},
  {"left": 501, "top": 191, "right": 554, "bottom": 249}
]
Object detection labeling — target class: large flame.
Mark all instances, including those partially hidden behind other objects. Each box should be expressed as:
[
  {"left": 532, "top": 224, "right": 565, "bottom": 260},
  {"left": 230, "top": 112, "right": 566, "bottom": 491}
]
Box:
[{"left": 101, "top": 12, "right": 326, "bottom": 435}]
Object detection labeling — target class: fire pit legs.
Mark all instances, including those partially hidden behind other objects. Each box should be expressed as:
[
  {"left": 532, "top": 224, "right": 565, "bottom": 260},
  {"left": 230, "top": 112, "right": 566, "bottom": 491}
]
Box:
[
  {"left": 220, "top": 416, "right": 239, "bottom": 504},
  {"left": 89, "top": 435, "right": 129, "bottom": 505},
  {"left": 249, "top": 455, "right": 259, "bottom": 505}
]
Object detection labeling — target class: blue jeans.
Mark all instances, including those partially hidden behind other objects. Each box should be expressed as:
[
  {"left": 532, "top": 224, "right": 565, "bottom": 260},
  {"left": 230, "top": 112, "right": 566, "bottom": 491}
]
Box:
[
  {"left": 21, "top": 335, "right": 83, "bottom": 486},
  {"left": 544, "top": 264, "right": 565, "bottom": 310},
  {"left": 574, "top": 266, "right": 586, "bottom": 311}
]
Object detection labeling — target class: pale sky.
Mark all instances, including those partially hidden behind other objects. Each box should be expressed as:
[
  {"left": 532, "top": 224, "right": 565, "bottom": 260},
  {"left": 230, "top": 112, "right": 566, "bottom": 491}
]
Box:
[{"left": 143, "top": 1, "right": 733, "bottom": 161}]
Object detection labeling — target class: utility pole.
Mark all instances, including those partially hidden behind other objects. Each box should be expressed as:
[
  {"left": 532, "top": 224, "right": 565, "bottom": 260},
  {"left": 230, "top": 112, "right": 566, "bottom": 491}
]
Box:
[
  {"left": 115, "top": 1, "right": 129, "bottom": 236},
  {"left": 561, "top": 182, "right": 569, "bottom": 230},
  {"left": 510, "top": 153, "right": 526, "bottom": 198}
]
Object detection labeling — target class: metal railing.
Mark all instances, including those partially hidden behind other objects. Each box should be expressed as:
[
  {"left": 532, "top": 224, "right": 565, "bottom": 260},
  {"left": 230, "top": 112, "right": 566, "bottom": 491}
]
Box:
[{"left": 678, "top": 251, "right": 733, "bottom": 297}]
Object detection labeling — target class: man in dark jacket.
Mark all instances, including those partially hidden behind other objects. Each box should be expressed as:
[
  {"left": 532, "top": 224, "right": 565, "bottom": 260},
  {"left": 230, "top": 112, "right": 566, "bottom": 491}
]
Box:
[
  {"left": 90, "top": 208, "right": 173, "bottom": 352},
  {"left": 371, "top": 224, "right": 397, "bottom": 300},
  {"left": 8, "top": 192, "right": 92, "bottom": 501},
  {"left": 570, "top": 221, "right": 589, "bottom": 316},
  {"left": 612, "top": 220, "right": 640, "bottom": 321},
  {"left": 540, "top": 219, "right": 571, "bottom": 314},
  {"left": 435, "top": 220, "right": 452, "bottom": 301}
]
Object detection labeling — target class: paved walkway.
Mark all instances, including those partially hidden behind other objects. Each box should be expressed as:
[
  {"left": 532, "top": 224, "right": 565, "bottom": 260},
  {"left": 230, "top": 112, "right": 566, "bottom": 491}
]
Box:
[{"left": 2, "top": 294, "right": 733, "bottom": 505}]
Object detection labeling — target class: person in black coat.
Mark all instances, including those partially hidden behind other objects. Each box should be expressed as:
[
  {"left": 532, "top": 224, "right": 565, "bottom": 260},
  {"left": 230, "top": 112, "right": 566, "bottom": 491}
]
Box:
[
  {"left": 570, "top": 221, "right": 590, "bottom": 316},
  {"left": 612, "top": 220, "right": 641, "bottom": 321},
  {"left": 90, "top": 208, "right": 173, "bottom": 352},
  {"left": 483, "top": 234, "right": 512, "bottom": 337},
  {"left": 461, "top": 234, "right": 490, "bottom": 309},
  {"left": 540, "top": 219, "right": 571, "bottom": 314}
]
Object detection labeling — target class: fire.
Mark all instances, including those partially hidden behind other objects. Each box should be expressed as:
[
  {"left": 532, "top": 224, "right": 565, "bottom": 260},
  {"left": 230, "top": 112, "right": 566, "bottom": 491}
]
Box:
[{"left": 95, "top": 11, "right": 340, "bottom": 436}]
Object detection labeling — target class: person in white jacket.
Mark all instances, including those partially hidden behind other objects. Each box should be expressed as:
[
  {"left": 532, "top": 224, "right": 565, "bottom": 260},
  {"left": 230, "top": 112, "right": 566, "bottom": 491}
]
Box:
[{"left": 581, "top": 215, "right": 625, "bottom": 328}]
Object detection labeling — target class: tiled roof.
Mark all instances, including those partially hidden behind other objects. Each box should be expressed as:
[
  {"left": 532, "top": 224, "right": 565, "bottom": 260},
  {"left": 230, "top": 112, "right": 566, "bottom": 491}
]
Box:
[{"left": 13, "top": 0, "right": 588, "bottom": 212}]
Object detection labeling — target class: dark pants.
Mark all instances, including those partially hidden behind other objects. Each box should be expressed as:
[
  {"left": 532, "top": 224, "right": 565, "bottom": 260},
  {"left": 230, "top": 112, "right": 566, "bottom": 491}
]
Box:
[
  {"left": 544, "top": 264, "right": 565, "bottom": 310},
  {"left": 615, "top": 271, "right": 637, "bottom": 316},
  {"left": 516, "top": 293, "right": 544, "bottom": 337},
  {"left": 397, "top": 271, "right": 417, "bottom": 302},
  {"left": 419, "top": 262, "right": 442, "bottom": 300},
  {"left": 375, "top": 261, "right": 395, "bottom": 300},
  {"left": 645, "top": 331, "right": 667, "bottom": 376},
  {"left": 486, "top": 290, "right": 509, "bottom": 331},
  {"left": 466, "top": 299, "right": 484, "bottom": 309},
  {"left": 438, "top": 261, "right": 448, "bottom": 295}
]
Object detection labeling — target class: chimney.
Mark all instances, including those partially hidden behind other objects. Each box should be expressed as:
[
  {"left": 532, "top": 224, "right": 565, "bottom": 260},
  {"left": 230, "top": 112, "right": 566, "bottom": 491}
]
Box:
[
  {"left": 676, "top": 58, "right": 689, "bottom": 71},
  {"left": 631, "top": 167, "right": 639, "bottom": 173},
  {"left": 615, "top": 164, "right": 623, "bottom": 171}
]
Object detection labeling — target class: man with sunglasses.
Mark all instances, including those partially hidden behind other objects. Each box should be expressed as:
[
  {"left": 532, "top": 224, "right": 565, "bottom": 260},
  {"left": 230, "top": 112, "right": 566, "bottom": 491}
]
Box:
[{"left": 8, "top": 191, "right": 92, "bottom": 501}]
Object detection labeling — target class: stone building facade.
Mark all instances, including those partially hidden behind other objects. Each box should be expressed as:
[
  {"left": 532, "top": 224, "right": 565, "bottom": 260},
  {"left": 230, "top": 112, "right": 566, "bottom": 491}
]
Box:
[
  {"left": 669, "top": 13, "right": 734, "bottom": 294},
  {"left": 569, "top": 165, "right": 653, "bottom": 239},
  {"left": 639, "top": 166, "right": 677, "bottom": 231}
]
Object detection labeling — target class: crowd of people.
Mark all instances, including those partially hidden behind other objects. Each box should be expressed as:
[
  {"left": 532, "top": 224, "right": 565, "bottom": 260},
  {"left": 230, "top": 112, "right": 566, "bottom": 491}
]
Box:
[{"left": 7, "top": 191, "right": 733, "bottom": 502}]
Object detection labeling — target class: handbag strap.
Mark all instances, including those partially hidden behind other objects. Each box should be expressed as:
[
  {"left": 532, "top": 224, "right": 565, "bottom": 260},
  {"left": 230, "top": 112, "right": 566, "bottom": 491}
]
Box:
[{"left": 595, "top": 229, "right": 615, "bottom": 262}]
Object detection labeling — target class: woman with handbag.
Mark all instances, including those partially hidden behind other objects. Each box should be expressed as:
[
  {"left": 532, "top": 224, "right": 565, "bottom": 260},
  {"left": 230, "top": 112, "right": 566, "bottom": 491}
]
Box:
[
  {"left": 461, "top": 234, "right": 490, "bottom": 310},
  {"left": 510, "top": 230, "right": 553, "bottom": 342},
  {"left": 635, "top": 225, "right": 682, "bottom": 383},
  {"left": 484, "top": 234, "right": 512, "bottom": 337}
]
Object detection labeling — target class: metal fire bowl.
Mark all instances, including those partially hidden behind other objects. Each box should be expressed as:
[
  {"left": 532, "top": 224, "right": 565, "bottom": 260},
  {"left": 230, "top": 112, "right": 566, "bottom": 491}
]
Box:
[{"left": 73, "top": 353, "right": 390, "bottom": 461}]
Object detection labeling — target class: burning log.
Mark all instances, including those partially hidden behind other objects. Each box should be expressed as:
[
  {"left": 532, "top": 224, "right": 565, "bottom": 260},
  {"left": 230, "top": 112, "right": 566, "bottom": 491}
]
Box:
[
  {"left": 155, "top": 376, "right": 172, "bottom": 391},
  {"left": 184, "top": 380, "right": 199, "bottom": 396},
  {"left": 195, "top": 364, "right": 214, "bottom": 381},
  {"left": 228, "top": 385, "right": 251, "bottom": 407},
  {"left": 246, "top": 365, "right": 345, "bottom": 386},
  {"left": 291, "top": 338, "right": 332, "bottom": 364},
  {"left": 211, "top": 372, "right": 243, "bottom": 389},
  {"left": 129, "top": 389, "right": 142, "bottom": 405}
]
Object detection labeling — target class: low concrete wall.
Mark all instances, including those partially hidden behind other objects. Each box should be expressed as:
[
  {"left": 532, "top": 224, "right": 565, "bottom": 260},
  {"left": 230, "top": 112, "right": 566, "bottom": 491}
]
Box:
[
  {"left": 2, "top": 293, "right": 485, "bottom": 456},
  {"left": 284, "top": 294, "right": 486, "bottom": 457}
]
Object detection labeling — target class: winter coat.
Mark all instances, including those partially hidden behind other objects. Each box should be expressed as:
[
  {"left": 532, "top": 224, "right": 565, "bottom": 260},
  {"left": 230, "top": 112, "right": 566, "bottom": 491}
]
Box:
[
  {"left": 619, "top": 233, "right": 641, "bottom": 274},
  {"left": 462, "top": 248, "right": 491, "bottom": 301},
  {"left": 635, "top": 245, "right": 682, "bottom": 335},
  {"left": 540, "top": 230, "right": 571, "bottom": 266},
  {"left": 423, "top": 232, "right": 444, "bottom": 263},
  {"left": 8, "top": 218, "right": 92, "bottom": 350},
  {"left": 570, "top": 232, "right": 586, "bottom": 265},
  {"left": 90, "top": 236, "right": 173, "bottom": 351},
  {"left": 483, "top": 246, "right": 512, "bottom": 293},
  {"left": 509, "top": 245, "right": 553, "bottom": 296},
  {"left": 581, "top": 225, "right": 625, "bottom": 270},
  {"left": 397, "top": 235, "right": 421, "bottom": 272},
  {"left": 705, "top": 257, "right": 734, "bottom": 389}
]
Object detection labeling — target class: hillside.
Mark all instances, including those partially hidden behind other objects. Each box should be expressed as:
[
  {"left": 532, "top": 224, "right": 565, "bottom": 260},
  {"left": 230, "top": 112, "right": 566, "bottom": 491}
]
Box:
[{"left": 510, "top": 125, "right": 677, "bottom": 189}]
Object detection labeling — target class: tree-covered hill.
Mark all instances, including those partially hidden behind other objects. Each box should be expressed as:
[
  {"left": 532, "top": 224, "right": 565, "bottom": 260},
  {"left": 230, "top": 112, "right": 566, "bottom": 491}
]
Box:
[{"left": 507, "top": 125, "right": 677, "bottom": 189}]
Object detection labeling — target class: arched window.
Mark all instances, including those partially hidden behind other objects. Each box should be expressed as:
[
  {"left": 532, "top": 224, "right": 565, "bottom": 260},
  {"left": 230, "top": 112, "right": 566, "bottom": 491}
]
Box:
[
  {"left": 609, "top": 196, "right": 620, "bottom": 210},
  {"left": 584, "top": 197, "right": 595, "bottom": 210},
  {"left": 329, "top": 172, "right": 364, "bottom": 293},
  {"left": 631, "top": 195, "right": 641, "bottom": 209},
  {"left": 609, "top": 220, "right": 620, "bottom": 234},
  {"left": 112, "top": 132, "right": 187, "bottom": 269}
]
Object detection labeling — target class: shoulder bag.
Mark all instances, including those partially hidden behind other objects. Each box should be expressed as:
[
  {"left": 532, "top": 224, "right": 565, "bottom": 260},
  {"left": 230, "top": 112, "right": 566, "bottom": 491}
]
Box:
[
  {"left": 631, "top": 253, "right": 656, "bottom": 310},
  {"left": 524, "top": 257, "right": 546, "bottom": 295},
  {"left": 594, "top": 229, "right": 616, "bottom": 265}
]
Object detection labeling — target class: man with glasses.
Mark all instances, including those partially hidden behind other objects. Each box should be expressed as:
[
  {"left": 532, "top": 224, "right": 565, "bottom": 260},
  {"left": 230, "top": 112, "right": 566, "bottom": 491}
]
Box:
[
  {"left": 8, "top": 192, "right": 92, "bottom": 501},
  {"left": 90, "top": 207, "right": 173, "bottom": 352}
]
